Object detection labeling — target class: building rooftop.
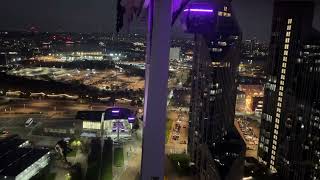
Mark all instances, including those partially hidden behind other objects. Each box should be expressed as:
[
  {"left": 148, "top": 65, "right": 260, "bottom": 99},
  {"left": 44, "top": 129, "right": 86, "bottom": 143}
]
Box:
[
  {"left": 76, "top": 111, "right": 104, "bottom": 122},
  {"left": 104, "top": 107, "right": 134, "bottom": 120},
  {"left": 0, "top": 136, "right": 50, "bottom": 177},
  {"left": 76, "top": 108, "right": 136, "bottom": 122},
  {"left": 0, "top": 148, "right": 49, "bottom": 177},
  {"left": 0, "top": 135, "right": 27, "bottom": 156}
]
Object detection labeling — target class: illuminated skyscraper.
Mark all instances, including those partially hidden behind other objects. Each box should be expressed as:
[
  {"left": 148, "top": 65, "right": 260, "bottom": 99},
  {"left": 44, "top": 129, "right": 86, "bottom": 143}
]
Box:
[
  {"left": 186, "top": 1, "right": 245, "bottom": 179},
  {"left": 258, "top": 1, "right": 320, "bottom": 179}
]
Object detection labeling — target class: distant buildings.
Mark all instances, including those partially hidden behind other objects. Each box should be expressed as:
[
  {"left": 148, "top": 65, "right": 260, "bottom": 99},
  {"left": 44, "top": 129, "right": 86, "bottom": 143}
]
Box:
[
  {"left": 186, "top": 1, "right": 245, "bottom": 179},
  {"left": 242, "top": 38, "right": 268, "bottom": 58},
  {"left": 258, "top": 1, "right": 320, "bottom": 180}
]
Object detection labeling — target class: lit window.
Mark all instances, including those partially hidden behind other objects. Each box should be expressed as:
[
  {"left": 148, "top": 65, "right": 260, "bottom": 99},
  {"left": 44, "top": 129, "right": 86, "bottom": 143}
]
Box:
[
  {"left": 274, "top": 129, "right": 278, "bottom": 135},
  {"left": 287, "top": 25, "right": 291, "bottom": 31},
  {"left": 285, "top": 38, "right": 290, "bottom": 43},
  {"left": 273, "top": 144, "right": 277, "bottom": 150},
  {"left": 275, "top": 124, "right": 279, "bottom": 130},
  {"left": 225, "top": 13, "right": 231, "bottom": 17},
  {"left": 288, "top": 18, "right": 293, "bottom": 24},
  {"left": 224, "top": 6, "right": 228, "bottom": 11},
  {"left": 284, "top": 50, "right": 288, "bottom": 56},
  {"left": 286, "top": 31, "right": 291, "bottom": 37},
  {"left": 277, "top": 102, "right": 282, "bottom": 107},
  {"left": 277, "top": 107, "right": 281, "bottom": 113},
  {"left": 283, "top": 56, "right": 287, "bottom": 62},
  {"left": 279, "top": 91, "right": 283, "bottom": 97},
  {"left": 275, "top": 118, "right": 280, "bottom": 124},
  {"left": 212, "top": 48, "right": 222, "bottom": 52},
  {"left": 281, "top": 69, "right": 286, "bottom": 74},
  {"left": 282, "top": 62, "right": 287, "bottom": 68},
  {"left": 276, "top": 113, "right": 280, "bottom": 118},
  {"left": 218, "top": 41, "right": 227, "bottom": 46},
  {"left": 272, "top": 150, "right": 276, "bottom": 155},
  {"left": 281, "top": 74, "right": 285, "bottom": 80},
  {"left": 278, "top": 96, "right": 283, "bottom": 101},
  {"left": 259, "top": 143, "right": 264, "bottom": 148},
  {"left": 274, "top": 135, "right": 278, "bottom": 140},
  {"left": 280, "top": 80, "right": 284, "bottom": 86},
  {"left": 218, "top": 11, "right": 223, "bottom": 16},
  {"left": 284, "top": 44, "right": 289, "bottom": 50}
]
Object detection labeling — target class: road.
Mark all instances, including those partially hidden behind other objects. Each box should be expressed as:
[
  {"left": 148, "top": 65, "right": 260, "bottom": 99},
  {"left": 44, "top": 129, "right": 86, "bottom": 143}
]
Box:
[{"left": 234, "top": 116, "right": 260, "bottom": 158}]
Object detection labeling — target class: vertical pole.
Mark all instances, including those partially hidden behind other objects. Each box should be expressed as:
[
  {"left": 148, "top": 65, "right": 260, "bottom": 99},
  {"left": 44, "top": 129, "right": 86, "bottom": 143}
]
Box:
[
  {"left": 117, "top": 119, "right": 120, "bottom": 141},
  {"left": 141, "top": 0, "right": 172, "bottom": 179},
  {"left": 99, "top": 112, "right": 105, "bottom": 180}
]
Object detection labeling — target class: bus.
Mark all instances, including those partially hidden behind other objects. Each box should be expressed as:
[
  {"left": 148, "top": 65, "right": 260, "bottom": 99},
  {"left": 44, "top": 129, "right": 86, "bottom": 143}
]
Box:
[{"left": 25, "top": 118, "right": 34, "bottom": 127}]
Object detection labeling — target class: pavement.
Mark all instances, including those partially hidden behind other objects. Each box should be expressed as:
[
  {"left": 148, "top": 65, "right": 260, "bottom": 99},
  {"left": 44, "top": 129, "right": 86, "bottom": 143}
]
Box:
[{"left": 118, "top": 139, "right": 142, "bottom": 180}]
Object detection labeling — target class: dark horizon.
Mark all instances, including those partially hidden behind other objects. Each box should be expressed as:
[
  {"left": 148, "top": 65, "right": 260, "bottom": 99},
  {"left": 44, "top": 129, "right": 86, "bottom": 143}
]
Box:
[{"left": 1, "top": 0, "right": 319, "bottom": 41}]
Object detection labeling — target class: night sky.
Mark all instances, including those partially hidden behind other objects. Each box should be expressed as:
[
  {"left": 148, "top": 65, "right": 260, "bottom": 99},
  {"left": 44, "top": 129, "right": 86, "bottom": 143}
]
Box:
[{"left": 0, "top": 0, "right": 319, "bottom": 41}]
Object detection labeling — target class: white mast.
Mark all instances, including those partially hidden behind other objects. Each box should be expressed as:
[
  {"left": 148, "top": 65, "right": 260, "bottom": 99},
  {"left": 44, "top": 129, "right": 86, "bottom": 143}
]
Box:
[{"left": 141, "top": 0, "right": 172, "bottom": 179}]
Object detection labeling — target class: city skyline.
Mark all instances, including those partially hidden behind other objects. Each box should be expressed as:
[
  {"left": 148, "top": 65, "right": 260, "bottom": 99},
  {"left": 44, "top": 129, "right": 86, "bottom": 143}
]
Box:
[{"left": 1, "top": 0, "right": 320, "bottom": 180}]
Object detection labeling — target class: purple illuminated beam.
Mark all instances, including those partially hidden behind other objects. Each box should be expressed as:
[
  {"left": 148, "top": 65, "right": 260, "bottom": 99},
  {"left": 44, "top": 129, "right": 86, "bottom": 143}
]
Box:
[
  {"left": 112, "top": 110, "right": 120, "bottom": 113},
  {"left": 183, "top": 8, "right": 213, "bottom": 12}
]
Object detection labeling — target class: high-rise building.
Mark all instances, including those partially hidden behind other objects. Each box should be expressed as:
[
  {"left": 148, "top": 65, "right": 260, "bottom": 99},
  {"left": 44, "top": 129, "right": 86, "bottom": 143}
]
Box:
[
  {"left": 258, "top": 1, "right": 320, "bottom": 180},
  {"left": 185, "top": 1, "right": 245, "bottom": 179}
]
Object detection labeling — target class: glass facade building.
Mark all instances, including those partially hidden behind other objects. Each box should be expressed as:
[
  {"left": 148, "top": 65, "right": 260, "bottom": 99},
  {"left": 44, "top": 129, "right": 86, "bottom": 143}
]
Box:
[
  {"left": 258, "top": 1, "right": 320, "bottom": 180},
  {"left": 186, "top": 0, "right": 245, "bottom": 179}
]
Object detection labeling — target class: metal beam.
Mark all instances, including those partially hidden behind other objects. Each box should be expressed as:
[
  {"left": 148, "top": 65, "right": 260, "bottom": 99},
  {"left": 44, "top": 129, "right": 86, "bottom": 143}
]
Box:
[{"left": 141, "top": 0, "right": 172, "bottom": 179}]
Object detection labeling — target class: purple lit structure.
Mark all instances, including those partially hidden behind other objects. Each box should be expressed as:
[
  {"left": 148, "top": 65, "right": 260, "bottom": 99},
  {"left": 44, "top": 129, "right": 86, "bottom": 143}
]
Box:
[
  {"left": 181, "top": 3, "right": 216, "bottom": 34},
  {"left": 105, "top": 107, "right": 136, "bottom": 123},
  {"left": 141, "top": 1, "right": 216, "bottom": 180},
  {"left": 140, "top": 0, "right": 172, "bottom": 179},
  {"left": 128, "top": 117, "right": 135, "bottom": 123},
  {"left": 183, "top": 8, "right": 214, "bottom": 12},
  {"left": 111, "top": 110, "right": 120, "bottom": 113}
]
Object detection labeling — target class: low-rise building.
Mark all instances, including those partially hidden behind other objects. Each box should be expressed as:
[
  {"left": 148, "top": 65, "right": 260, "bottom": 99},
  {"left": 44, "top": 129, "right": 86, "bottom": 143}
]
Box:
[{"left": 0, "top": 135, "right": 50, "bottom": 180}]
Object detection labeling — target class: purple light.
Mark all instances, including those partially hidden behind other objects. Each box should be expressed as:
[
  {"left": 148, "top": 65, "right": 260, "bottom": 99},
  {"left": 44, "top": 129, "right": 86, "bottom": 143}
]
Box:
[
  {"left": 183, "top": 8, "right": 213, "bottom": 12},
  {"left": 128, "top": 117, "right": 135, "bottom": 123},
  {"left": 112, "top": 110, "right": 120, "bottom": 113}
]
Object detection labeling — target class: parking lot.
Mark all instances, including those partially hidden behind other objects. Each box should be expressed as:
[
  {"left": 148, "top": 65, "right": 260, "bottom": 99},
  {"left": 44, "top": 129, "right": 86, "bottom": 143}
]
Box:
[{"left": 166, "top": 110, "right": 189, "bottom": 154}]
